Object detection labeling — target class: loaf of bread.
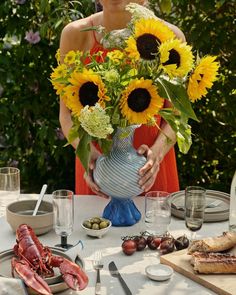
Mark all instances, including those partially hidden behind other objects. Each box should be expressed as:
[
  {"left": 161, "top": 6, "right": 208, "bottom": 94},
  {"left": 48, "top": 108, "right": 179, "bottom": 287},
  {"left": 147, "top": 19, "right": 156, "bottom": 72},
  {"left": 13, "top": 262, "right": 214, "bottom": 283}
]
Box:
[
  {"left": 188, "top": 232, "right": 236, "bottom": 254},
  {"left": 191, "top": 252, "right": 236, "bottom": 274}
]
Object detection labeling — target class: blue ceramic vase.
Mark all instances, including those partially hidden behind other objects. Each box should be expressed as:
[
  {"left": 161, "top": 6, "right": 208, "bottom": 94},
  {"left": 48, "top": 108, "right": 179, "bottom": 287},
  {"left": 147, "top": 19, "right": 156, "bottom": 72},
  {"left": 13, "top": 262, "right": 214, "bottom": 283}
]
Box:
[{"left": 93, "top": 125, "right": 146, "bottom": 226}]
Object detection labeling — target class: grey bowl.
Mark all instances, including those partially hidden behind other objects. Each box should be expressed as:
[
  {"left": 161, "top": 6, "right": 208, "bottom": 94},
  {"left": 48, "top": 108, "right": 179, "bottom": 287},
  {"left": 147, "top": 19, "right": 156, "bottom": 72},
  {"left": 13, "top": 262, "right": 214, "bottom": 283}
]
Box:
[{"left": 6, "top": 200, "right": 53, "bottom": 235}]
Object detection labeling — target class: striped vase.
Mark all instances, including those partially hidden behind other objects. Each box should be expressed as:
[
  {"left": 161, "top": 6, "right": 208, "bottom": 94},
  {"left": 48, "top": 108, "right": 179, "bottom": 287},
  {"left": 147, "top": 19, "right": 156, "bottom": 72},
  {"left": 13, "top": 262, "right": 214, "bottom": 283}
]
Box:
[{"left": 93, "top": 125, "right": 146, "bottom": 226}]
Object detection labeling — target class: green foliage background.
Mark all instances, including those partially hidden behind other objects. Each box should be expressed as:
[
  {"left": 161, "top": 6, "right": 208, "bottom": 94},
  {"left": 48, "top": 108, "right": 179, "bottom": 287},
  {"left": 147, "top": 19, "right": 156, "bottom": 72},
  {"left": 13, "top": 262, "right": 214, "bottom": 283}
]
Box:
[{"left": 0, "top": 0, "right": 235, "bottom": 194}]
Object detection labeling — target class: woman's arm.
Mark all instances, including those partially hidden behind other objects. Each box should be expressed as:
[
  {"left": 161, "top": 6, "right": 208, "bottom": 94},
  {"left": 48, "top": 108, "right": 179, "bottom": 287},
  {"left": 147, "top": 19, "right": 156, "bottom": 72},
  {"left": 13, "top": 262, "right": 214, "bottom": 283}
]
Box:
[{"left": 138, "top": 24, "right": 185, "bottom": 192}]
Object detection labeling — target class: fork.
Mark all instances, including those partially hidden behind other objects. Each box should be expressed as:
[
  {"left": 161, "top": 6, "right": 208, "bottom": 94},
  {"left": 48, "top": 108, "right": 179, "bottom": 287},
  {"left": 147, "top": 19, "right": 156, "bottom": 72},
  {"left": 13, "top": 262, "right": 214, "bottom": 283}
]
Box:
[{"left": 93, "top": 251, "right": 104, "bottom": 295}]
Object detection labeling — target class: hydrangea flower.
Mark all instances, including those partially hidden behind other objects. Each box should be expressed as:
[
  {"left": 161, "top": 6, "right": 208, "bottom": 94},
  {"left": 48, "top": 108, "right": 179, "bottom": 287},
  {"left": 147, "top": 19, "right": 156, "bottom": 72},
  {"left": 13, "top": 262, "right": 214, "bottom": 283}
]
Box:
[
  {"left": 79, "top": 104, "right": 114, "bottom": 139},
  {"left": 24, "top": 30, "right": 41, "bottom": 44}
]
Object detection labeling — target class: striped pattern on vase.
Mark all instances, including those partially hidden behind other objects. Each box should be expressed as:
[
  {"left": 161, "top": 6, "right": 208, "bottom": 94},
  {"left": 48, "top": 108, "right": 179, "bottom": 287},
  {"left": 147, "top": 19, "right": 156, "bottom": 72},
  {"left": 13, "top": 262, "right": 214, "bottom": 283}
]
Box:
[{"left": 93, "top": 125, "right": 146, "bottom": 199}]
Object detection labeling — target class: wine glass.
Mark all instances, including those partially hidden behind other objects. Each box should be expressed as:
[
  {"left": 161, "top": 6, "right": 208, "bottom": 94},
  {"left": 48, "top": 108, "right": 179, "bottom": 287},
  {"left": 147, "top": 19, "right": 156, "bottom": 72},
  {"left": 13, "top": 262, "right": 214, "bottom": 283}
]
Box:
[
  {"left": 184, "top": 186, "right": 206, "bottom": 241},
  {"left": 52, "top": 189, "right": 74, "bottom": 249}
]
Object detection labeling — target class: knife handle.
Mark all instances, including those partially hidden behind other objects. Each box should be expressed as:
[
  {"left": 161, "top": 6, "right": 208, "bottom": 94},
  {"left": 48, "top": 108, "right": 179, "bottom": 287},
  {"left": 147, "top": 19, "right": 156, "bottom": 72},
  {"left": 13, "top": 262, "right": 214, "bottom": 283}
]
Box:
[{"left": 117, "top": 273, "right": 132, "bottom": 295}]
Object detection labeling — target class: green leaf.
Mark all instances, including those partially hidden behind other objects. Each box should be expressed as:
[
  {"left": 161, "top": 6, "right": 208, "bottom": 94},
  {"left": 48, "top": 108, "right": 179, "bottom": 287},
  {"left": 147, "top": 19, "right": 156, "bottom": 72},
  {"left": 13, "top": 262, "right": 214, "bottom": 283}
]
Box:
[
  {"left": 68, "top": 125, "right": 79, "bottom": 144},
  {"left": 159, "top": 109, "right": 192, "bottom": 154},
  {"left": 156, "top": 78, "right": 199, "bottom": 122},
  {"left": 159, "top": 0, "right": 172, "bottom": 14},
  {"left": 75, "top": 132, "right": 91, "bottom": 173},
  {"left": 99, "top": 138, "right": 113, "bottom": 155}
]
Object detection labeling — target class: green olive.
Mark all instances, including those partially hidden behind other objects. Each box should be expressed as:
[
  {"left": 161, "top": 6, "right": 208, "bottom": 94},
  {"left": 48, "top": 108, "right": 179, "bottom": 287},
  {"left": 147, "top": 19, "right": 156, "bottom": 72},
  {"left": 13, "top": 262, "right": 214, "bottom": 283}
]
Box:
[
  {"left": 83, "top": 221, "right": 92, "bottom": 229},
  {"left": 92, "top": 223, "right": 100, "bottom": 230},
  {"left": 90, "top": 217, "right": 101, "bottom": 224},
  {"left": 99, "top": 221, "right": 108, "bottom": 229}
]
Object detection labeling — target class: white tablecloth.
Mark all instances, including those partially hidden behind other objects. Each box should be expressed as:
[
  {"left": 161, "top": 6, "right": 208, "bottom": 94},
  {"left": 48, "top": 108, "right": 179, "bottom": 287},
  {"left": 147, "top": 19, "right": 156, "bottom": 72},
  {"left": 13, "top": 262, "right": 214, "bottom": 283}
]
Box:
[{"left": 0, "top": 194, "right": 230, "bottom": 295}]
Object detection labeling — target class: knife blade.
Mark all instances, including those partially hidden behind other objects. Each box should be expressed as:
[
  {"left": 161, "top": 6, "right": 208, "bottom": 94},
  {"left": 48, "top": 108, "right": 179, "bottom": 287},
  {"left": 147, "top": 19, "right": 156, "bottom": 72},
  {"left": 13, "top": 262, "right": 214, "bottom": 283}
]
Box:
[{"left": 108, "top": 261, "right": 132, "bottom": 295}]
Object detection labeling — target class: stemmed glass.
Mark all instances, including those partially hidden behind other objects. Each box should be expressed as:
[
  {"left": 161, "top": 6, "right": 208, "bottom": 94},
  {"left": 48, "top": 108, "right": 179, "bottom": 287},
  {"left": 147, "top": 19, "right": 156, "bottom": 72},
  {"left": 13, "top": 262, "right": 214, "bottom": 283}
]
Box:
[
  {"left": 52, "top": 189, "right": 74, "bottom": 250},
  {"left": 184, "top": 186, "right": 206, "bottom": 241}
]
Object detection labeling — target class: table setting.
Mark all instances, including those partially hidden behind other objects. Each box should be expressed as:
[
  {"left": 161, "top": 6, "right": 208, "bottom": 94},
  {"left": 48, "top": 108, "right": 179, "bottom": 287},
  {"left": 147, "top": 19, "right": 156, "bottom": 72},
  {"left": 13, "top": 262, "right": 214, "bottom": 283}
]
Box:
[{"left": 0, "top": 189, "right": 234, "bottom": 295}]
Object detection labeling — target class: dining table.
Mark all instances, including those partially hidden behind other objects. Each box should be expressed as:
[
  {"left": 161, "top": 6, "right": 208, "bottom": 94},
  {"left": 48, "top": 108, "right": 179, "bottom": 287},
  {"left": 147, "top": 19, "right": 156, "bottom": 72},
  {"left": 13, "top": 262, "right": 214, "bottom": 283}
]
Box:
[{"left": 0, "top": 194, "right": 231, "bottom": 295}]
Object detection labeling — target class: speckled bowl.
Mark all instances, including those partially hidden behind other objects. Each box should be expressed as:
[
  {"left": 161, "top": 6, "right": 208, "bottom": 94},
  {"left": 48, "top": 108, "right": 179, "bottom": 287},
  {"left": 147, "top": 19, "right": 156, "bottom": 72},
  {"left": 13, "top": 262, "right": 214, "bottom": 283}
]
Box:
[
  {"left": 81, "top": 217, "right": 111, "bottom": 238},
  {"left": 6, "top": 200, "right": 53, "bottom": 235}
]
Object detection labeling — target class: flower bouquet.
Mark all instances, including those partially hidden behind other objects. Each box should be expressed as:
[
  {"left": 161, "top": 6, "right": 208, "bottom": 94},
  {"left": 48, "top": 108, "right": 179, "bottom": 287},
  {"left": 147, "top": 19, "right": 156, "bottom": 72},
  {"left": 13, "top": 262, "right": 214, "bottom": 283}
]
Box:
[{"left": 50, "top": 3, "right": 219, "bottom": 173}]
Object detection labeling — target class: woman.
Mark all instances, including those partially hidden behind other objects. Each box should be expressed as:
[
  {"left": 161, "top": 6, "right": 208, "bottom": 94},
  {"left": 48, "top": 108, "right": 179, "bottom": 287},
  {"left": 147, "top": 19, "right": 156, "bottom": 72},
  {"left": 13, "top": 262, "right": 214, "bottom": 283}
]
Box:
[{"left": 59, "top": 0, "right": 184, "bottom": 196}]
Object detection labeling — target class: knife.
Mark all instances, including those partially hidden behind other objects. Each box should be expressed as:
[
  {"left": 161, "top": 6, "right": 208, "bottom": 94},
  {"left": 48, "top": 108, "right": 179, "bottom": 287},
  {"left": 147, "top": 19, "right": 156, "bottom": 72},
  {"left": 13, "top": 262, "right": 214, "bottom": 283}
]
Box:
[{"left": 108, "top": 261, "right": 132, "bottom": 295}]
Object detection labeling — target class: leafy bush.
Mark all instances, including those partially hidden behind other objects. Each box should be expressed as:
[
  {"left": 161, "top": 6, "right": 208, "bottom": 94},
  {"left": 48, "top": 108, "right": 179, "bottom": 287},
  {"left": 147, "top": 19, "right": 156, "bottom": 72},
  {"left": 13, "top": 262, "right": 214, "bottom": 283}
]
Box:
[
  {"left": 0, "top": 0, "right": 235, "bottom": 194},
  {"left": 149, "top": 0, "right": 236, "bottom": 192},
  {"left": 0, "top": 0, "right": 95, "bottom": 193}
]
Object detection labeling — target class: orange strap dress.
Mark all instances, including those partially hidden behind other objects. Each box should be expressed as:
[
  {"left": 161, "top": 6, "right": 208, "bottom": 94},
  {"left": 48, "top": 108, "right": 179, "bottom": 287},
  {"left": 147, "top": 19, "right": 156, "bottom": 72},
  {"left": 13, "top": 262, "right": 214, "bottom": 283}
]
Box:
[{"left": 75, "top": 35, "right": 179, "bottom": 195}]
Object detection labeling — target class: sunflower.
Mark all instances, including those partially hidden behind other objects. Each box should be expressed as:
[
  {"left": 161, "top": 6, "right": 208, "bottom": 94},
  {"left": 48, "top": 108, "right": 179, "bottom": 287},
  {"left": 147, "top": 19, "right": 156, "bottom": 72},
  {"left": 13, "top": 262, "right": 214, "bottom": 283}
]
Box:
[
  {"left": 187, "top": 56, "right": 219, "bottom": 102},
  {"left": 64, "top": 69, "right": 109, "bottom": 116},
  {"left": 119, "top": 78, "right": 164, "bottom": 124},
  {"left": 50, "top": 64, "right": 67, "bottom": 80},
  {"left": 159, "top": 39, "right": 194, "bottom": 77},
  {"left": 125, "top": 18, "right": 175, "bottom": 61}
]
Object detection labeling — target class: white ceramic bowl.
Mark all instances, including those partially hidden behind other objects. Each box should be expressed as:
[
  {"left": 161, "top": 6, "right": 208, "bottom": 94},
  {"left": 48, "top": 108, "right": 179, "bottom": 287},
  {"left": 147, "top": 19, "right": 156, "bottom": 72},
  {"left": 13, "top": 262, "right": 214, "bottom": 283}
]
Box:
[
  {"left": 145, "top": 264, "right": 173, "bottom": 281},
  {"left": 6, "top": 200, "right": 53, "bottom": 236},
  {"left": 81, "top": 217, "right": 111, "bottom": 238}
]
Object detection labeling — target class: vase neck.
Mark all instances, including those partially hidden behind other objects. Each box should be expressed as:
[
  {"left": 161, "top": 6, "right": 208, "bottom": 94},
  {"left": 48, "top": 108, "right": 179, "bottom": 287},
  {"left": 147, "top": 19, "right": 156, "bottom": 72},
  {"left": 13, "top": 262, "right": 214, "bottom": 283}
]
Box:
[{"left": 112, "top": 125, "right": 139, "bottom": 151}]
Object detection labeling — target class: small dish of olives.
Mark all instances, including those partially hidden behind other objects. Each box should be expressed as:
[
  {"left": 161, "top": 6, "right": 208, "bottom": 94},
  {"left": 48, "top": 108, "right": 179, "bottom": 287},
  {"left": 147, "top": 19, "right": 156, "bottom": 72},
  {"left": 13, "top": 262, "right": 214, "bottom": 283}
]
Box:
[{"left": 81, "top": 217, "right": 111, "bottom": 238}]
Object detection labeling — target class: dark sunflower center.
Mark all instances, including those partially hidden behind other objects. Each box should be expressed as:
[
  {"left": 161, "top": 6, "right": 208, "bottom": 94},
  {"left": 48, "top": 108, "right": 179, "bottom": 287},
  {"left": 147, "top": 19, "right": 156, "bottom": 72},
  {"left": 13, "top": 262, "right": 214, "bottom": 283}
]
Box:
[
  {"left": 127, "top": 88, "right": 151, "bottom": 112},
  {"left": 136, "top": 34, "right": 160, "bottom": 60},
  {"left": 162, "top": 49, "right": 181, "bottom": 67},
  {"left": 197, "top": 73, "right": 204, "bottom": 83},
  {"left": 79, "top": 82, "right": 99, "bottom": 106}
]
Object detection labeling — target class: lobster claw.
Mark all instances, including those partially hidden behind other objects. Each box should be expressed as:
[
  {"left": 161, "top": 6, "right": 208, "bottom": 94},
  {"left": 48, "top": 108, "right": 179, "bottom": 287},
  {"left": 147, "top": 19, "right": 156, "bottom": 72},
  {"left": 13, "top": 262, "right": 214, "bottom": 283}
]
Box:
[
  {"left": 12, "top": 258, "right": 52, "bottom": 295},
  {"left": 50, "top": 256, "right": 88, "bottom": 290}
]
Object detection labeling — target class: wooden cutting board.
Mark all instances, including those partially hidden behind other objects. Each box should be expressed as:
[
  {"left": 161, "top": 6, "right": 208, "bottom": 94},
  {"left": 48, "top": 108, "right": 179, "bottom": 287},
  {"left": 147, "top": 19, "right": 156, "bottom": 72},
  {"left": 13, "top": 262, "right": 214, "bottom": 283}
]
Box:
[{"left": 160, "top": 249, "right": 236, "bottom": 295}]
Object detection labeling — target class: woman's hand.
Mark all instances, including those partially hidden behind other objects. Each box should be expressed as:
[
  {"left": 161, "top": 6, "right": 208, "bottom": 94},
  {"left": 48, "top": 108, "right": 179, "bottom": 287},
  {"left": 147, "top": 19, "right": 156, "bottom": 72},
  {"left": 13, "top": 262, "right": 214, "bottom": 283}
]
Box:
[
  {"left": 84, "top": 147, "right": 109, "bottom": 198},
  {"left": 137, "top": 144, "right": 161, "bottom": 192}
]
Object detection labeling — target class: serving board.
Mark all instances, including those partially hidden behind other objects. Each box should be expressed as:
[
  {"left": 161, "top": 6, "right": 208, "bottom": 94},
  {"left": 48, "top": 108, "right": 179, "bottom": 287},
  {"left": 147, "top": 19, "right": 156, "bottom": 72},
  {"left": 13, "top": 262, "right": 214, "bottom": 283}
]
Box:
[{"left": 160, "top": 249, "right": 236, "bottom": 295}]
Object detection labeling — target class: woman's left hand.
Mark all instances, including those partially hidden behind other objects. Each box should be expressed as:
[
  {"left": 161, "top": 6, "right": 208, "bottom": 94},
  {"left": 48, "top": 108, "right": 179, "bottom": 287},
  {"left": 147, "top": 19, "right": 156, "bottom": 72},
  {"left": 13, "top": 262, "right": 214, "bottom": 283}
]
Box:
[{"left": 137, "top": 144, "right": 161, "bottom": 192}]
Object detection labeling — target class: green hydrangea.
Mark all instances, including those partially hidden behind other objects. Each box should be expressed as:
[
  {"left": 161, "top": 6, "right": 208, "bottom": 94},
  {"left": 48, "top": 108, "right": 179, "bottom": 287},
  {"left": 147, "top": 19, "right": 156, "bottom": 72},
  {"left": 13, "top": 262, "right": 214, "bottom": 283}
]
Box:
[{"left": 79, "top": 104, "right": 114, "bottom": 139}]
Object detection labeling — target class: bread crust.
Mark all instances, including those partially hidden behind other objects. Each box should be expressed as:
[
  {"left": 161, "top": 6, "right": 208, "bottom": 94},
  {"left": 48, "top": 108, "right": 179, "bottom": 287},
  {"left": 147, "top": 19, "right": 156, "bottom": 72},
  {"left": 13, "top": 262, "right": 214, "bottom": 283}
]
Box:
[
  {"left": 188, "top": 232, "right": 236, "bottom": 254},
  {"left": 191, "top": 252, "right": 236, "bottom": 274}
]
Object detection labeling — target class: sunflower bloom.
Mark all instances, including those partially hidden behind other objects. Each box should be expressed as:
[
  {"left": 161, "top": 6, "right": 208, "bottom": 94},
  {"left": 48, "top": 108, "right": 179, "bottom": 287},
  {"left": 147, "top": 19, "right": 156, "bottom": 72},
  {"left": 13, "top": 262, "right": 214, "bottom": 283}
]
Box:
[
  {"left": 50, "top": 64, "right": 67, "bottom": 80},
  {"left": 64, "top": 69, "right": 110, "bottom": 116},
  {"left": 119, "top": 78, "right": 164, "bottom": 124},
  {"left": 159, "top": 39, "right": 194, "bottom": 77},
  {"left": 187, "top": 56, "right": 219, "bottom": 102},
  {"left": 125, "top": 18, "right": 175, "bottom": 61}
]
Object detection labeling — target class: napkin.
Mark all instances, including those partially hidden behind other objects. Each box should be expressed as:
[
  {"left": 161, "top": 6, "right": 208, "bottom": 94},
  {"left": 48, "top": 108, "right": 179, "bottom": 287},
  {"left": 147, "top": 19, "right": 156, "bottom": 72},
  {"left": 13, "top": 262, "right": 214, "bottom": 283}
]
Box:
[{"left": 0, "top": 277, "right": 28, "bottom": 295}]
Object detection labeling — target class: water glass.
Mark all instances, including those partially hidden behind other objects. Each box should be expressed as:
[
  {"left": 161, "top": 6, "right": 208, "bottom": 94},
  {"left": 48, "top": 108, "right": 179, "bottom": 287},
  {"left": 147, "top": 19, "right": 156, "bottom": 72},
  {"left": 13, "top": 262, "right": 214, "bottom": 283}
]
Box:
[
  {"left": 0, "top": 167, "right": 20, "bottom": 217},
  {"left": 185, "top": 186, "right": 206, "bottom": 240},
  {"left": 52, "top": 189, "right": 74, "bottom": 249},
  {"left": 145, "top": 191, "right": 171, "bottom": 235}
]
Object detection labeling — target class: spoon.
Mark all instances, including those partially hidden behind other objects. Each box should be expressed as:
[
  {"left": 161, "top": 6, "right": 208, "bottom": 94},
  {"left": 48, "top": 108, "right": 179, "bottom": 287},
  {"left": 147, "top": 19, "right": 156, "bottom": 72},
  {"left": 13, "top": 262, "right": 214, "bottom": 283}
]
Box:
[{"left": 32, "top": 184, "right": 48, "bottom": 216}]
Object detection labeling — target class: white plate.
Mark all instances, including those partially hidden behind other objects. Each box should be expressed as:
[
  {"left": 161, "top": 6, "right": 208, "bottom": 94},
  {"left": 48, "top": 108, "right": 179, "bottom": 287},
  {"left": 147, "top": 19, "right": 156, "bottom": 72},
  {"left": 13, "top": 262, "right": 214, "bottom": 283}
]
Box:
[
  {"left": 145, "top": 264, "right": 173, "bottom": 281},
  {"left": 0, "top": 247, "right": 84, "bottom": 294},
  {"left": 171, "top": 189, "right": 230, "bottom": 222}
]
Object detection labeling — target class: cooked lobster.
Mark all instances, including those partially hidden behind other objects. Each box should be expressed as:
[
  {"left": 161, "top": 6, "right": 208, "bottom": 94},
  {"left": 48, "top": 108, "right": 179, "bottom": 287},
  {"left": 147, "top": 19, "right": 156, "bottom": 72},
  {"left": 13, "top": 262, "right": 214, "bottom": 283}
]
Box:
[{"left": 11, "top": 224, "right": 88, "bottom": 295}]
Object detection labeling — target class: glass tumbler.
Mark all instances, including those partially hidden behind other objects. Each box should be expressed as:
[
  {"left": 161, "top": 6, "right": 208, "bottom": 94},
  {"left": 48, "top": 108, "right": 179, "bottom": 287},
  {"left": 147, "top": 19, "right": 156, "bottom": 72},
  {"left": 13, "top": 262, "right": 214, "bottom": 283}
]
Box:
[
  {"left": 0, "top": 167, "right": 20, "bottom": 217},
  {"left": 52, "top": 189, "right": 74, "bottom": 249},
  {"left": 145, "top": 191, "right": 171, "bottom": 236}
]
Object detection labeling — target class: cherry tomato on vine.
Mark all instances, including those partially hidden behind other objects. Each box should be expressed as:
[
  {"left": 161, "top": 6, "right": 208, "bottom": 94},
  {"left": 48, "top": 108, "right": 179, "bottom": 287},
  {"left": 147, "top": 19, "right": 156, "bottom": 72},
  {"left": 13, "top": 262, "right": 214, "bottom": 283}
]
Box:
[
  {"left": 134, "top": 236, "right": 147, "bottom": 251},
  {"left": 122, "top": 239, "right": 137, "bottom": 255}
]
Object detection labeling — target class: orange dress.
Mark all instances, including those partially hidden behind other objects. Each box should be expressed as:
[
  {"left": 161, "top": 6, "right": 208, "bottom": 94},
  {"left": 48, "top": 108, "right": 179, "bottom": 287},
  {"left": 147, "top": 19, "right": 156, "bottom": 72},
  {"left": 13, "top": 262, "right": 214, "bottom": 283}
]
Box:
[{"left": 75, "top": 40, "right": 179, "bottom": 195}]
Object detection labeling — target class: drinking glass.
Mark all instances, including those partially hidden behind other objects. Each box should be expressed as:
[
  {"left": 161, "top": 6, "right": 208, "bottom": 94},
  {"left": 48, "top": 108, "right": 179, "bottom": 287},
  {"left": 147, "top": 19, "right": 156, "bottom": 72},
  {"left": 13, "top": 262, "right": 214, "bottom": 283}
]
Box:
[
  {"left": 0, "top": 167, "right": 20, "bottom": 217},
  {"left": 52, "top": 189, "right": 74, "bottom": 249},
  {"left": 145, "top": 191, "right": 171, "bottom": 236},
  {"left": 185, "top": 186, "right": 206, "bottom": 241}
]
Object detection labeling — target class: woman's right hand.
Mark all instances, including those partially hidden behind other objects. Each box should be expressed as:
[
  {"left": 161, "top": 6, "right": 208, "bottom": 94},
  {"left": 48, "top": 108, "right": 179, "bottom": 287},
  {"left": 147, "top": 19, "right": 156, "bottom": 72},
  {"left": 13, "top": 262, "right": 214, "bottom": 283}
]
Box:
[{"left": 84, "top": 146, "right": 109, "bottom": 198}]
